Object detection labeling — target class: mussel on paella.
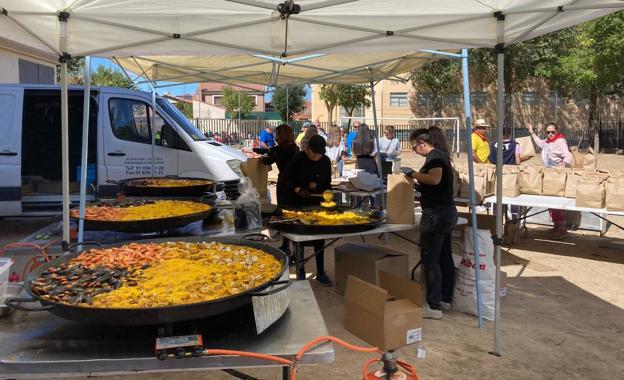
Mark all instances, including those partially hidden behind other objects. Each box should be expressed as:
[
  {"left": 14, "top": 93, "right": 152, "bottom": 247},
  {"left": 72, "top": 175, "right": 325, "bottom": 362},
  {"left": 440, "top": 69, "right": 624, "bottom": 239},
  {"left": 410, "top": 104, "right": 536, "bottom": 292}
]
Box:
[{"left": 30, "top": 242, "right": 282, "bottom": 308}]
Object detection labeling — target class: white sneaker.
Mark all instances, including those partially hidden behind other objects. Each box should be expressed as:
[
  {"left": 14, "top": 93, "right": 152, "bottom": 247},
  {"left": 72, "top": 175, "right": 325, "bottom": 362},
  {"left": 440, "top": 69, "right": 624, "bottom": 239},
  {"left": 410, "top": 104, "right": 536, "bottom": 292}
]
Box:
[
  {"left": 423, "top": 303, "right": 443, "bottom": 320},
  {"left": 440, "top": 301, "right": 452, "bottom": 311}
]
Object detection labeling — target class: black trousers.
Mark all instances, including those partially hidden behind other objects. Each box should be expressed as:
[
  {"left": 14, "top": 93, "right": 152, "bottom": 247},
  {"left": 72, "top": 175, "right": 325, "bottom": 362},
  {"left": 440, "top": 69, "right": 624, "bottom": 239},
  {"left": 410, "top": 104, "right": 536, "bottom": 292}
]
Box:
[
  {"left": 420, "top": 205, "right": 458, "bottom": 310},
  {"left": 294, "top": 240, "right": 325, "bottom": 279}
]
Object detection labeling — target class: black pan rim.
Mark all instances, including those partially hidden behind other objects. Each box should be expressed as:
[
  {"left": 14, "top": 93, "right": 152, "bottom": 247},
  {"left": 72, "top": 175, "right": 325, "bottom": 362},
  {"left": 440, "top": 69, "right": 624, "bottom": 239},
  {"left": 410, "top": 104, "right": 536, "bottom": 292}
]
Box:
[{"left": 25, "top": 237, "right": 288, "bottom": 314}]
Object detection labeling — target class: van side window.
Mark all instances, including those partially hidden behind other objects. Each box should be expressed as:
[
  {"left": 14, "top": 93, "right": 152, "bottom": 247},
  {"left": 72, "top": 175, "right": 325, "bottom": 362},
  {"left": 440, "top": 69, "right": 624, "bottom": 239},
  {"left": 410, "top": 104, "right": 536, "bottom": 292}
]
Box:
[{"left": 108, "top": 98, "right": 151, "bottom": 143}]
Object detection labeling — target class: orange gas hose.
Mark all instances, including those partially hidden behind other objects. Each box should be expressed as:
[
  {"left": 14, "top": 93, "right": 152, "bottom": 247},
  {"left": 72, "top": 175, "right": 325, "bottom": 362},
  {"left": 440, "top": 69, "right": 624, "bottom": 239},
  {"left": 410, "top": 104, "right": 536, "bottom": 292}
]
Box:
[
  {"left": 202, "top": 336, "right": 405, "bottom": 380},
  {"left": 291, "top": 336, "right": 383, "bottom": 380},
  {"left": 203, "top": 349, "right": 292, "bottom": 366}
]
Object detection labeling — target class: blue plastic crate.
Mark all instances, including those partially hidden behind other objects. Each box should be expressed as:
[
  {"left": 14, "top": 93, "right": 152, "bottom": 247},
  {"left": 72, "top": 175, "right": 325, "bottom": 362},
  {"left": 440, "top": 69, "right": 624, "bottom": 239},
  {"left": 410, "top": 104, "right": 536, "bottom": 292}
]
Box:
[{"left": 76, "top": 164, "right": 96, "bottom": 185}]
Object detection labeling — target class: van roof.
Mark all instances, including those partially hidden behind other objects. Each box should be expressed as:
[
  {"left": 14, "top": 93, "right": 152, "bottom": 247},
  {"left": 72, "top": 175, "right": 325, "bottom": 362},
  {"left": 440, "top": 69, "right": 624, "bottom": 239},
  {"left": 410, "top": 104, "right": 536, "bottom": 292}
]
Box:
[{"left": 0, "top": 83, "right": 154, "bottom": 97}]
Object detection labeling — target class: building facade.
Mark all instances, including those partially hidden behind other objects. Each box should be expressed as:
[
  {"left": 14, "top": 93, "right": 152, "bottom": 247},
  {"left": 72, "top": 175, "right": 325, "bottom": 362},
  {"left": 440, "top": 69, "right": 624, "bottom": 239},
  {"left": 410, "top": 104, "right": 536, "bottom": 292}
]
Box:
[
  {"left": 311, "top": 79, "right": 623, "bottom": 132},
  {"left": 0, "top": 37, "right": 57, "bottom": 84},
  {"left": 194, "top": 83, "right": 266, "bottom": 113}
]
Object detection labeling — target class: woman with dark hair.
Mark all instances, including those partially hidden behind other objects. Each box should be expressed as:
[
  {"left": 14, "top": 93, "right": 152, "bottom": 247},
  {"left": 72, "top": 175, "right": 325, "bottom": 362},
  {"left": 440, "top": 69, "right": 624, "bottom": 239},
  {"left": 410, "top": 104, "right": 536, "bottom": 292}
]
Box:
[
  {"left": 528, "top": 122, "right": 572, "bottom": 238},
  {"left": 401, "top": 126, "right": 457, "bottom": 320},
  {"left": 283, "top": 135, "right": 333, "bottom": 286},
  {"left": 261, "top": 124, "right": 299, "bottom": 253},
  {"left": 352, "top": 123, "right": 378, "bottom": 175}
]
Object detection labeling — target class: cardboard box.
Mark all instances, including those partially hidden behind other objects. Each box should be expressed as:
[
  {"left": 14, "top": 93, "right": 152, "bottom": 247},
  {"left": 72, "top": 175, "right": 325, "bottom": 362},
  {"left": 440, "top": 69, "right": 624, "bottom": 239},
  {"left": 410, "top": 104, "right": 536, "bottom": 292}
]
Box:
[
  {"left": 345, "top": 271, "right": 423, "bottom": 351},
  {"left": 334, "top": 243, "right": 409, "bottom": 295}
]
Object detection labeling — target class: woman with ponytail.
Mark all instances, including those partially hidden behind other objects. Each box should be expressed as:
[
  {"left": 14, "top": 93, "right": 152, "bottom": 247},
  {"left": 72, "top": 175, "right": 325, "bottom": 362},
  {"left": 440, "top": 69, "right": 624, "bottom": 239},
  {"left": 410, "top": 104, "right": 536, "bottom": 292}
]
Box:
[{"left": 401, "top": 126, "right": 457, "bottom": 320}]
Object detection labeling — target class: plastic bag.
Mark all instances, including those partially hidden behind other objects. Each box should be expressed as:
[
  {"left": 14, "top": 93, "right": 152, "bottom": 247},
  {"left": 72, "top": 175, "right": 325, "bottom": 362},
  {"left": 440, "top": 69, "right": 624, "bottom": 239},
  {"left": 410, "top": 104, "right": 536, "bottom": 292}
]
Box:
[{"left": 234, "top": 177, "right": 262, "bottom": 231}]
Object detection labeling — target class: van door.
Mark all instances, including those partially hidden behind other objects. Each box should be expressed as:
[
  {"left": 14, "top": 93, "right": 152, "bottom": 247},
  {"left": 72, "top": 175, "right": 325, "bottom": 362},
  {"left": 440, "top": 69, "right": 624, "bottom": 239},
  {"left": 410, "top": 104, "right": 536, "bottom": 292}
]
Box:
[
  {"left": 102, "top": 95, "right": 177, "bottom": 182},
  {"left": 0, "top": 87, "right": 23, "bottom": 215}
]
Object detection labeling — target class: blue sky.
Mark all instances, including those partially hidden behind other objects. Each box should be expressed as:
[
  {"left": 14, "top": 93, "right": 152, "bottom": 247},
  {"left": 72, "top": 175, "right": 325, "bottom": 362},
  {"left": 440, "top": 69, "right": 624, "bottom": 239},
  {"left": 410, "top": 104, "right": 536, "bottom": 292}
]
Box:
[{"left": 91, "top": 57, "right": 310, "bottom": 101}]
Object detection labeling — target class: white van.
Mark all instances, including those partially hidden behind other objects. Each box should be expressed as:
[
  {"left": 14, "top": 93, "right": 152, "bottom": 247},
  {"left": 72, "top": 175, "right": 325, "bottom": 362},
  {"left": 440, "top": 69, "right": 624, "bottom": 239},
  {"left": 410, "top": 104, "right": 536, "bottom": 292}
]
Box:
[{"left": 0, "top": 84, "right": 246, "bottom": 216}]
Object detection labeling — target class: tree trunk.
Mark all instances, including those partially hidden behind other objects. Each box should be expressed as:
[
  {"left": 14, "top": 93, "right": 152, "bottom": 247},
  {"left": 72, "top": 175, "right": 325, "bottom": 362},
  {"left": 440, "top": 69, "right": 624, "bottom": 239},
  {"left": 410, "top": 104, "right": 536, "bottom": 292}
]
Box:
[
  {"left": 325, "top": 102, "right": 334, "bottom": 126},
  {"left": 588, "top": 88, "right": 599, "bottom": 151}
]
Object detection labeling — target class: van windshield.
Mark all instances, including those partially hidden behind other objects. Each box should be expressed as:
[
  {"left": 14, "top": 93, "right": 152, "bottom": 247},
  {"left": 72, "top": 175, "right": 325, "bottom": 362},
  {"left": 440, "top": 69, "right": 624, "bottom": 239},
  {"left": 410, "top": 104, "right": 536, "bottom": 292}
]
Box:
[{"left": 156, "top": 98, "right": 207, "bottom": 141}]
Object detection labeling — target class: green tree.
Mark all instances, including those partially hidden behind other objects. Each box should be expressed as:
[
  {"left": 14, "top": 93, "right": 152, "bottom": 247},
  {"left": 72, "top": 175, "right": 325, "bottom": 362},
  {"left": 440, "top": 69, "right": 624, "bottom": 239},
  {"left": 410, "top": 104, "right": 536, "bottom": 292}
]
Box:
[
  {"left": 91, "top": 64, "right": 137, "bottom": 89},
  {"left": 272, "top": 85, "right": 306, "bottom": 122},
  {"left": 409, "top": 60, "right": 460, "bottom": 117},
  {"left": 222, "top": 85, "right": 255, "bottom": 120},
  {"left": 465, "top": 29, "right": 577, "bottom": 127},
  {"left": 318, "top": 84, "right": 340, "bottom": 125},
  {"left": 537, "top": 11, "right": 624, "bottom": 148},
  {"left": 59, "top": 58, "right": 137, "bottom": 89},
  {"left": 336, "top": 84, "right": 371, "bottom": 128},
  {"left": 175, "top": 101, "right": 193, "bottom": 119}
]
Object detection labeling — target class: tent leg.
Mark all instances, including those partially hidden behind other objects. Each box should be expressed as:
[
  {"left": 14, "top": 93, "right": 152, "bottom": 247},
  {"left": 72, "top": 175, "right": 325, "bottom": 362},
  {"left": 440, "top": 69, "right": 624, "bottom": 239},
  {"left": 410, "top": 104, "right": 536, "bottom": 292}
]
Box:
[
  {"left": 61, "top": 61, "right": 70, "bottom": 246},
  {"left": 59, "top": 14, "right": 70, "bottom": 248},
  {"left": 461, "top": 48, "right": 484, "bottom": 328},
  {"left": 151, "top": 86, "right": 156, "bottom": 176},
  {"left": 368, "top": 79, "right": 386, "bottom": 214},
  {"left": 491, "top": 15, "right": 506, "bottom": 357},
  {"left": 77, "top": 56, "right": 92, "bottom": 251}
]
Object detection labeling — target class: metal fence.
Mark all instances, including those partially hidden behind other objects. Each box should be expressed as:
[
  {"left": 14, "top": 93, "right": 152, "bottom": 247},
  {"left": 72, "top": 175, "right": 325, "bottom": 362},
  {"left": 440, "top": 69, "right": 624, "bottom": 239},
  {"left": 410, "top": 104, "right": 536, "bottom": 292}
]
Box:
[
  {"left": 193, "top": 118, "right": 461, "bottom": 151},
  {"left": 192, "top": 118, "right": 624, "bottom": 152}
]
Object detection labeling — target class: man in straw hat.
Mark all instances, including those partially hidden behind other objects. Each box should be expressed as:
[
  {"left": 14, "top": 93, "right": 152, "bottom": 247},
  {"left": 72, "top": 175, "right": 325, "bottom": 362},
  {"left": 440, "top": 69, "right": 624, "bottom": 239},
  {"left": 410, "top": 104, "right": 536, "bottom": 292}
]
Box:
[{"left": 471, "top": 118, "right": 491, "bottom": 164}]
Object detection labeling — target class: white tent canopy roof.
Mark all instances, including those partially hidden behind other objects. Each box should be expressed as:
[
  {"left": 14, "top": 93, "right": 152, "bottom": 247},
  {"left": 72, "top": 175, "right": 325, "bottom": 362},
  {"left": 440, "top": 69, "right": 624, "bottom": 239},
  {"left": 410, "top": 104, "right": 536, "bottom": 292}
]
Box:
[
  {"left": 114, "top": 51, "right": 448, "bottom": 87},
  {"left": 1, "top": 0, "right": 622, "bottom": 59}
]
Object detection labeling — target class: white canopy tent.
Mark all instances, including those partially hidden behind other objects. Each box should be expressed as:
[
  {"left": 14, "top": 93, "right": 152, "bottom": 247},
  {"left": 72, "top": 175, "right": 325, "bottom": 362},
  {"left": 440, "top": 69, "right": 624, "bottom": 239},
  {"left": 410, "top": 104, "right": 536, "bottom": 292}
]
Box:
[
  {"left": 114, "top": 51, "right": 444, "bottom": 87},
  {"left": 1, "top": 0, "right": 622, "bottom": 356}
]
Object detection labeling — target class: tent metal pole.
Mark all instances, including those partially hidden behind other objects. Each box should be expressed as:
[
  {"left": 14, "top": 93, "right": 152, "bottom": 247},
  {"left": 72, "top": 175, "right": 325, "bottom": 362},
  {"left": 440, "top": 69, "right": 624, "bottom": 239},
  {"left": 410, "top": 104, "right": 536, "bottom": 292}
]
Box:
[
  {"left": 77, "top": 56, "right": 91, "bottom": 251},
  {"left": 2, "top": 11, "right": 62, "bottom": 56},
  {"left": 368, "top": 74, "right": 386, "bottom": 215},
  {"left": 113, "top": 57, "right": 139, "bottom": 83},
  {"left": 286, "top": 86, "right": 289, "bottom": 122},
  {"left": 461, "top": 48, "right": 484, "bottom": 328},
  {"left": 151, "top": 86, "right": 156, "bottom": 177},
  {"left": 60, "top": 17, "right": 70, "bottom": 248},
  {"left": 491, "top": 13, "right": 506, "bottom": 358}
]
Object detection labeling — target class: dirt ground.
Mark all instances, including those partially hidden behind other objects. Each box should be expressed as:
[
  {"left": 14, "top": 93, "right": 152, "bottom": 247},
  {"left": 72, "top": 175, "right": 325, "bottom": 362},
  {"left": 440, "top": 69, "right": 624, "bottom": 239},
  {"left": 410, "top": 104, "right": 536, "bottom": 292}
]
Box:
[{"left": 1, "top": 151, "right": 623, "bottom": 380}]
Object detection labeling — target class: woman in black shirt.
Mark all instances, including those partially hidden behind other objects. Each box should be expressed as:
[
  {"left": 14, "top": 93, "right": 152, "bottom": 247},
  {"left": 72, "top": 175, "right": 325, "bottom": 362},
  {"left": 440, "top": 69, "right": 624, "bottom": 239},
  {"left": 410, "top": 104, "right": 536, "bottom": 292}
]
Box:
[
  {"left": 402, "top": 126, "right": 457, "bottom": 320},
  {"left": 283, "top": 135, "right": 333, "bottom": 286},
  {"left": 261, "top": 124, "right": 300, "bottom": 256},
  {"left": 261, "top": 124, "right": 299, "bottom": 206}
]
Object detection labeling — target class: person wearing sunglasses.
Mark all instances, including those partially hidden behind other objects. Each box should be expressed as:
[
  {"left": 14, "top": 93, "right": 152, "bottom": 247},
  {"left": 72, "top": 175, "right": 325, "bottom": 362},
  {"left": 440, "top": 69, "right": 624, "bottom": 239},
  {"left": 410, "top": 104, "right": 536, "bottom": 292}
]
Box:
[
  {"left": 401, "top": 126, "right": 457, "bottom": 320},
  {"left": 528, "top": 122, "right": 573, "bottom": 238}
]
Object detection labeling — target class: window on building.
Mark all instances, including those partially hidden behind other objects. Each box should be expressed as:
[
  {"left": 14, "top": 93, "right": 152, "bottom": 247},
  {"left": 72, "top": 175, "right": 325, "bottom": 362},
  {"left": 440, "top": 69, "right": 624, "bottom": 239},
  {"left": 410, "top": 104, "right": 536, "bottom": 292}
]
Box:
[
  {"left": 416, "top": 92, "right": 432, "bottom": 107},
  {"left": 389, "top": 92, "right": 408, "bottom": 107},
  {"left": 445, "top": 94, "right": 461, "bottom": 107},
  {"left": 340, "top": 106, "right": 365, "bottom": 121},
  {"left": 251, "top": 95, "right": 258, "bottom": 106},
  {"left": 522, "top": 91, "right": 539, "bottom": 106},
  {"left": 213, "top": 95, "right": 223, "bottom": 106},
  {"left": 18, "top": 59, "right": 55, "bottom": 84},
  {"left": 470, "top": 91, "right": 487, "bottom": 108},
  {"left": 547, "top": 92, "right": 559, "bottom": 107}
]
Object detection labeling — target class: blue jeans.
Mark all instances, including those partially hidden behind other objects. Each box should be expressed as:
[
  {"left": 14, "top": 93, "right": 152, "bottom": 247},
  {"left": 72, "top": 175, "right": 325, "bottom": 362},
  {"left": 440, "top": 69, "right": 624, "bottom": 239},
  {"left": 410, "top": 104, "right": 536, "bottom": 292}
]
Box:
[{"left": 420, "top": 206, "right": 458, "bottom": 310}]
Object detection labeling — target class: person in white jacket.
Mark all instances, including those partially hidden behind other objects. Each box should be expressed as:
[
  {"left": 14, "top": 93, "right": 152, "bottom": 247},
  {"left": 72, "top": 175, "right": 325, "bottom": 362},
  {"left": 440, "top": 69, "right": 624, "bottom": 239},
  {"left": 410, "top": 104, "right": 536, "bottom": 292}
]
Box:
[{"left": 379, "top": 125, "right": 401, "bottom": 158}]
